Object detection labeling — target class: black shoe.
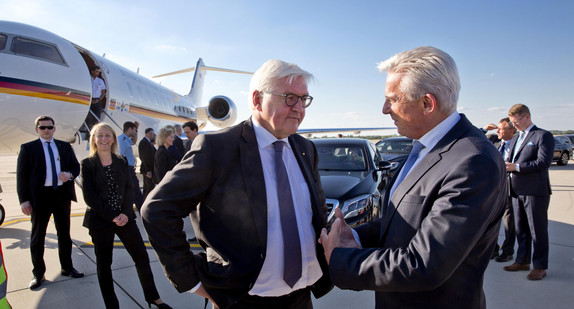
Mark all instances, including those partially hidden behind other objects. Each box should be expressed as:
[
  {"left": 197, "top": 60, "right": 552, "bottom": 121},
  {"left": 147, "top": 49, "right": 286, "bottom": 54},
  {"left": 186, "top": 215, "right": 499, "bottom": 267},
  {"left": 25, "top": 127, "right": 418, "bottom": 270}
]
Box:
[
  {"left": 61, "top": 268, "right": 84, "bottom": 278},
  {"left": 29, "top": 276, "right": 45, "bottom": 290},
  {"left": 495, "top": 254, "right": 513, "bottom": 262},
  {"left": 490, "top": 251, "right": 499, "bottom": 260}
]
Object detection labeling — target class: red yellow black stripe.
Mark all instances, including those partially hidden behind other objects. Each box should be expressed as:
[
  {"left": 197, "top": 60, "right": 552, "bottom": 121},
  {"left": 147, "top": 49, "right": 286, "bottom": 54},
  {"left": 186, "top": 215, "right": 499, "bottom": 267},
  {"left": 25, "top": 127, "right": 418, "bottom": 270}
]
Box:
[{"left": 0, "top": 76, "right": 91, "bottom": 105}]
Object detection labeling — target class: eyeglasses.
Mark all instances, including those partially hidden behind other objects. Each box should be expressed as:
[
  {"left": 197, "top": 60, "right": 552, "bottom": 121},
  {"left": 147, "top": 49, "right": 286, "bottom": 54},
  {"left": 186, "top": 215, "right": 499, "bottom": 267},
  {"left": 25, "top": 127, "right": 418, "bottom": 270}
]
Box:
[
  {"left": 38, "top": 126, "right": 54, "bottom": 130},
  {"left": 510, "top": 115, "right": 525, "bottom": 125},
  {"left": 263, "top": 92, "right": 313, "bottom": 108}
]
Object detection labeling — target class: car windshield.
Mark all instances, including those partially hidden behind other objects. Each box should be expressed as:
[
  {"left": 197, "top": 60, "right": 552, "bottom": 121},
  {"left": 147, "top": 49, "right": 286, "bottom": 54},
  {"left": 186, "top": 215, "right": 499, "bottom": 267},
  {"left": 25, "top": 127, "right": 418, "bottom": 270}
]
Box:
[
  {"left": 377, "top": 139, "right": 413, "bottom": 154},
  {"left": 316, "top": 144, "right": 367, "bottom": 171}
]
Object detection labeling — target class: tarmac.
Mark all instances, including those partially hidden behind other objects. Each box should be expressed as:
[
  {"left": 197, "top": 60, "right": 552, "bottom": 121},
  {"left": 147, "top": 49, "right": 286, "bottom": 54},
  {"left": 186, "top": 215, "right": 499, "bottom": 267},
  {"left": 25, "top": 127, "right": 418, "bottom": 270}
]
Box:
[{"left": 1, "top": 153, "right": 573, "bottom": 308}]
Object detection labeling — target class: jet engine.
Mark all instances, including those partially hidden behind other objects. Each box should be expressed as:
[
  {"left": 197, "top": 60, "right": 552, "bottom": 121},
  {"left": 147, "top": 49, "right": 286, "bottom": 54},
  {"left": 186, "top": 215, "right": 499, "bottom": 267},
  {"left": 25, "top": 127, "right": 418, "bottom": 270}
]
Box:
[{"left": 196, "top": 95, "right": 238, "bottom": 128}]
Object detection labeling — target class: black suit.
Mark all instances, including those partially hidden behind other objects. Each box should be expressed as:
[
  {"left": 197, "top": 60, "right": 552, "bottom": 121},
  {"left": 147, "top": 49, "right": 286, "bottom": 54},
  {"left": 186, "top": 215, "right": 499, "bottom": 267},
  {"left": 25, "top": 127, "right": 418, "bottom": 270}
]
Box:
[
  {"left": 17, "top": 138, "right": 80, "bottom": 277},
  {"left": 81, "top": 154, "right": 160, "bottom": 308},
  {"left": 138, "top": 137, "right": 156, "bottom": 199},
  {"left": 173, "top": 135, "right": 186, "bottom": 158},
  {"left": 142, "top": 119, "right": 332, "bottom": 308},
  {"left": 507, "top": 126, "right": 554, "bottom": 269},
  {"left": 153, "top": 145, "right": 177, "bottom": 184}
]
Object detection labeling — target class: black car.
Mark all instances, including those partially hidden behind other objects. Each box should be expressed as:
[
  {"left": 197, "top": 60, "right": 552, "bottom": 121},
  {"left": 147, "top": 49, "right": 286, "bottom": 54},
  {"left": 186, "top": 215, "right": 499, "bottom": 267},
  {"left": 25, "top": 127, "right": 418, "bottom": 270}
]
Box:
[
  {"left": 312, "top": 138, "right": 391, "bottom": 228},
  {"left": 375, "top": 137, "right": 414, "bottom": 178},
  {"left": 554, "top": 137, "right": 572, "bottom": 166}
]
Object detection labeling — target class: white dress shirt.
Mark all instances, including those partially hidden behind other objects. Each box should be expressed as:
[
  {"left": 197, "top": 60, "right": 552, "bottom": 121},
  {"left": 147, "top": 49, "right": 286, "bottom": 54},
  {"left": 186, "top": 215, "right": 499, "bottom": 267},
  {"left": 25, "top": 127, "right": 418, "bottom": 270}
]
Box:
[
  {"left": 40, "top": 137, "right": 63, "bottom": 187},
  {"left": 249, "top": 119, "right": 322, "bottom": 296}
]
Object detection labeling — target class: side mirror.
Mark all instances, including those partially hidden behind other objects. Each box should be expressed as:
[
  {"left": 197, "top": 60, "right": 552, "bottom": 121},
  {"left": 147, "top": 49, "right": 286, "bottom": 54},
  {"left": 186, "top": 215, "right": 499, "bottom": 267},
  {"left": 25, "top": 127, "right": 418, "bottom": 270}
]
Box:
[{"left": 378, "top": 160, "right": 392, "bottom": 171}]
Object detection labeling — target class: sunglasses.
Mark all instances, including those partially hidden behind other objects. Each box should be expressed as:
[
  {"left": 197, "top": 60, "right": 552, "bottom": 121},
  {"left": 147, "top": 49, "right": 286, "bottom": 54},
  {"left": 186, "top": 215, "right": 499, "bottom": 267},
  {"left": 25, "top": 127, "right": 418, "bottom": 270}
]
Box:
[{"left": 38, "top": 126, "right": 54, "bottom": 130}]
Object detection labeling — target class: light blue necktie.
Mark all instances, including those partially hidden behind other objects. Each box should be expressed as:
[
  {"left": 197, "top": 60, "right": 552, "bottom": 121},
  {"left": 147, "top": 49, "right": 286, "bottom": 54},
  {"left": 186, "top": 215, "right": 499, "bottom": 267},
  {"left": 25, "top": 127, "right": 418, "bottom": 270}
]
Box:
[
  {"left": 512, "top": 131, "right": 526, "bottom": 162},
  {"left": 273, "top": 141, "right": 301, "bottom": 288},
  {"left": 389, "top": 141, "right": 424, "bottom": 199}
]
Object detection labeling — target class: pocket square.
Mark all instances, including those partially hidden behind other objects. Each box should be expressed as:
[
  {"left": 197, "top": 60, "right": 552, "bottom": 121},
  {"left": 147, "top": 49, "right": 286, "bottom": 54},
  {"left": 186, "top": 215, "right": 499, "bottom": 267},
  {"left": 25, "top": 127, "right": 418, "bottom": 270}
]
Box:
[{"left": 527, "top": 142, "right": 535, "bottom": 146}]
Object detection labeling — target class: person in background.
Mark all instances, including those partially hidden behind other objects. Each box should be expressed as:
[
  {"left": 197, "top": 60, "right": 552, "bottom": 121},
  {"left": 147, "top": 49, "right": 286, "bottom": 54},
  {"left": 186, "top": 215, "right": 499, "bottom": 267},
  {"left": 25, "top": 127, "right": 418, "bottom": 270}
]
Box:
[
  {"left": 88, "top": 66, "right": 107, "bottom": 128},
  {"left": 182, "top": 121, "right": 199, "bottom": 152},
  {"left": 81, "top": 123, "right": 171, "bottom": 309},
  {"left": 17, "top": 115, "right": 84, "bottom": 290},
  {"left": 138, "top": 128, "right": 156, "bottom": 200},
  {"left": 319, "top": 46, "right": 507, "bottom": 308},
  {"left": 166, "top": 125, "right": 183, "bottom": 164},
  {"left": 118, "top": 122, "right": 144, "bottom": 211},
  {"left": 503, "top": 104, "right": 554, "bottom": 281},
  {"left": 154, "top": 126, "right": 177, "bottom": 184},
  {"left": 173, "top": 124, "right": 186, "bottom": 157},
  {"left": 142, "top": 59, "right": 332, "bottom": 308}
]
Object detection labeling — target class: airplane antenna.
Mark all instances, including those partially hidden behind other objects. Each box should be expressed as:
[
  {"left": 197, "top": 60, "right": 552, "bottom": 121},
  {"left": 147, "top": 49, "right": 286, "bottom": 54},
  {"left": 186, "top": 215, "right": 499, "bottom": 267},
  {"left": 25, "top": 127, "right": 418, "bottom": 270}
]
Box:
[
  {"left": 102, "top": 53, "right": 106, "bottom": 58},
  {"left": 137, "top": 68, "right": 140, "bottom": 74}
]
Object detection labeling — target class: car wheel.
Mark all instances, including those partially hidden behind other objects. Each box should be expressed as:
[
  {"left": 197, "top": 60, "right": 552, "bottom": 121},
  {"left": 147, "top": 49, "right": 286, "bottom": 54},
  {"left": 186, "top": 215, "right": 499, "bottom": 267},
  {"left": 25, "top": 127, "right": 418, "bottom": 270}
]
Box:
[{"left": 558, "top": 152, "right": 569, "bottom": 166}]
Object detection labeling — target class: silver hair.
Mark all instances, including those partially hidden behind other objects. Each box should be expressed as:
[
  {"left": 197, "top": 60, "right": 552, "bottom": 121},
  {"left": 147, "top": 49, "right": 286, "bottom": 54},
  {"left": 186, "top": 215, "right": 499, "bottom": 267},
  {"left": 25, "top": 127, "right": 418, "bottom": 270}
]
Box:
[
  {"left": 248, "top": 59, "right": 314, "bottom": 110},
  {"left": 378, "top": 46, "right": 460, "bottom": 114},
  {"left": 156, "top": 126, "right": 174, "bottom": 148}
]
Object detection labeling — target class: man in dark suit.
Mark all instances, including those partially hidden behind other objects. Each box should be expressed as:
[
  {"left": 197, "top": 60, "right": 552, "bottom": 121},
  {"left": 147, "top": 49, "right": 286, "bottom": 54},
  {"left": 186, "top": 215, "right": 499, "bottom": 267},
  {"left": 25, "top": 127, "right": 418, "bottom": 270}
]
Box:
[
  {"left": 142, "top": 60, "right": 332, "bottom": 308},
  {"left": 182, "top": 121, "right": 198, "bottom": 152},
  {"left": 17, "top": 115, "right": 84, "bottom": 290},
  {"left": 503, "top": 104, "right": 554, "bottom": 281},
  {"left": 319, "top": 47, "right": 507, "bottom": 309},
  {"left": 138, "top": 128, "right": 156, "bottom": 200},
  {"left": 173, "top": 124, "right": 186, "bottom": 157}
]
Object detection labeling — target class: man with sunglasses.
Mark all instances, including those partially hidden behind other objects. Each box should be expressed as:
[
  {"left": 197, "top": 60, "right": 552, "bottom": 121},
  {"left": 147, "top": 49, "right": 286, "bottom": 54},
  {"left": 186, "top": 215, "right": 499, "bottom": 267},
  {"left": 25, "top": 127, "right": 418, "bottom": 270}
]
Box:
[
  {"left": 142, "top": 60, "right": 332, "bottom": 308},
  {"left": 17, "top": 115, "right": 84, "bottom": 290}
]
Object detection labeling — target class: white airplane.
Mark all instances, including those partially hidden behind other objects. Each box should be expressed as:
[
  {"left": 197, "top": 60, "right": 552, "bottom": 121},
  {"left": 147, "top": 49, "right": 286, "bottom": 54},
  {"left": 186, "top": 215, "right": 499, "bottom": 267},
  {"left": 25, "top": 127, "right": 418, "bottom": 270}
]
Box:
[{"left": 0, "top": 20, "right": 251, "bottom": 157}]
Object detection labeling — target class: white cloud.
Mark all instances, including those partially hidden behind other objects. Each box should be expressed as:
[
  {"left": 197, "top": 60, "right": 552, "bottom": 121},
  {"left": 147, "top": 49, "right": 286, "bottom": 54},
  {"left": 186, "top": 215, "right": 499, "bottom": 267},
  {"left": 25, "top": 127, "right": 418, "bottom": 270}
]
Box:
[{"left": 487, "top": 106, "right": 507, "bottom": 111}]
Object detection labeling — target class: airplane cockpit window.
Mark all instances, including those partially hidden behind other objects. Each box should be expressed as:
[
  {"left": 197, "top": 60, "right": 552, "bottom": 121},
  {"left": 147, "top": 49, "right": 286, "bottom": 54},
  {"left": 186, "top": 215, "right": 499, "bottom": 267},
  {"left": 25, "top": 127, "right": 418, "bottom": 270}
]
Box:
[
  {"left": 11, "top": 37, "right": 65, "bottom": 65},
  {"left": 0, "top": 35, "right": 6, "bottom": 50}
]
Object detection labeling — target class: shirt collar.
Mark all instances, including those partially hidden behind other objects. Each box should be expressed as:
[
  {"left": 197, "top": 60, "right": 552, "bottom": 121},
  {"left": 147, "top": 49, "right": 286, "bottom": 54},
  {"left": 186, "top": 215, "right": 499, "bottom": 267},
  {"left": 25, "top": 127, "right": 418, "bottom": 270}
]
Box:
[
  {"left": 252, "top": 118, "right": 291, "bottom": 150},
  {"left": 39, "top": 137, "right": 54, "bottom": 144},
  {"left": 417, "top": 111, "right": 461, "bottom": 150},
  {"left": 521, "top": 123, "right": 535, "bottom": 135}
]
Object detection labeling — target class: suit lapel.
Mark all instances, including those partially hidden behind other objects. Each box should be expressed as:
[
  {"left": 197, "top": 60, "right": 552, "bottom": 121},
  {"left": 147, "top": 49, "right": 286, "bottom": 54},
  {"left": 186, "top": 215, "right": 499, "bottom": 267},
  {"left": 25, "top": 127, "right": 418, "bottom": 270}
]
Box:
[
  {"left": 379, "top": 115, "right": 472, "bottom": 241},
  {"left": 510, "top": 126, "right": 537, "bottom": 162},
  {"left": 239, "top": 119, "right": 268, "bottom": 245},
  {"left": 34, "top": 139, "right": 48, "bottom": 172}
]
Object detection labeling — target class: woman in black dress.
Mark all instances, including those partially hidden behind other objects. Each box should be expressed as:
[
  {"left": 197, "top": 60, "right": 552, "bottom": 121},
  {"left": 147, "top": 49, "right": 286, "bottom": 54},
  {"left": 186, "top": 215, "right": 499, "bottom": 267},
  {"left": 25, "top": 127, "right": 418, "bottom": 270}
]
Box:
[
  {"left": 81, "top": 123, "right": 171, "bottom": 309},
  {"left": 153, "top": 126, "right": 177, "bottom": 184}
]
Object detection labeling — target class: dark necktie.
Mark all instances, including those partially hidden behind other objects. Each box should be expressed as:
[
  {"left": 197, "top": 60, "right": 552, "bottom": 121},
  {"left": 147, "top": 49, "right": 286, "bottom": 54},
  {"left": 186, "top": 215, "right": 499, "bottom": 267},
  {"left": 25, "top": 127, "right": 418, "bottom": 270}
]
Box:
[
  {"left": 46, "top": 141, "right": 58, "bottom": 189},
  {"left": 499, "top": 142, "right": 506, "bottom": 160},
  {"left": 390, "top": 141, "right": 424, "bottom": 199},
  {"left": 273, "top": 141, "right": 302, "bottom": 288}
]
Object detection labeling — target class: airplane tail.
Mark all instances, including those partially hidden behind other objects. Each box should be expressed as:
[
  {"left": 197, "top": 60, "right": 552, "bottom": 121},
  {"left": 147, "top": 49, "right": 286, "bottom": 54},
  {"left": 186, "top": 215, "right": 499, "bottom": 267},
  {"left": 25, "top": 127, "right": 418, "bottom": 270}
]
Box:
[{"left": 152, "top": 58, "right": 252, "bottom": 107}]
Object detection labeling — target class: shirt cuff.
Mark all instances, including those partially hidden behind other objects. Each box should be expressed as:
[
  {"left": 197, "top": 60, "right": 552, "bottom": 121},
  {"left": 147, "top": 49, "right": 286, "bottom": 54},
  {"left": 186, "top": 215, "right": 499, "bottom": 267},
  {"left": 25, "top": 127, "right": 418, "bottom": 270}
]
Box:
[
  {"left": 515, "top": 164, "right": 520, "bottom": 172},
  {"left": 351, "top": 228, "right": 363, "bottom": 248},
  {"left": 188, "top": 282, "right": 201, "bottom": 294}
]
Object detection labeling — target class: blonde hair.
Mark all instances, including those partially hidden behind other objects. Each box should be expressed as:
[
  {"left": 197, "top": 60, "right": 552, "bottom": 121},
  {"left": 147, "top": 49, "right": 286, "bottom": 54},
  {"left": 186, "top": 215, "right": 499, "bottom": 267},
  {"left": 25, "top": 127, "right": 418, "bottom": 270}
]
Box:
[
  {"left": 89, "top": 123, "right": 118, "bottom": 157},
  {"left": 156, "top": 126, "right": 174, "bottom": 147}
]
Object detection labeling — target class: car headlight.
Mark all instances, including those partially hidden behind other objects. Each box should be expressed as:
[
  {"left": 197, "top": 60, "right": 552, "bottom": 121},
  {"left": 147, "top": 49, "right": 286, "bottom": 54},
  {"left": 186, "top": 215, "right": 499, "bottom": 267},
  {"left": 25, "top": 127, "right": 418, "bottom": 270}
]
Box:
[{"left": 341, "top": 194, "right": 372, "bottom": 219}]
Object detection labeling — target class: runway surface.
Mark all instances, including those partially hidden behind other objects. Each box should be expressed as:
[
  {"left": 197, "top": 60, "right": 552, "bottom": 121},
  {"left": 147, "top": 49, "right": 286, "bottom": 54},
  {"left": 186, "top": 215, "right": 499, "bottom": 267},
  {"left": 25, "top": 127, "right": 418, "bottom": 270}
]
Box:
[{"left": 1, "top": 153, "right": 573, "bottom": 308}]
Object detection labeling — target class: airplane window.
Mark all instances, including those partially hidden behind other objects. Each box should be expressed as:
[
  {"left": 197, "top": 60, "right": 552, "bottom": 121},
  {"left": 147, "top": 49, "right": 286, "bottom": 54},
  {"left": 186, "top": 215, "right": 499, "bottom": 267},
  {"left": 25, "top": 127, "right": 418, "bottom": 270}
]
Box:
[
  {"left": 11, "top": 37, "right": 65, "bottom": 65},
  {"left": 0, "top": 35, "right": 6, "bottom": 50}
]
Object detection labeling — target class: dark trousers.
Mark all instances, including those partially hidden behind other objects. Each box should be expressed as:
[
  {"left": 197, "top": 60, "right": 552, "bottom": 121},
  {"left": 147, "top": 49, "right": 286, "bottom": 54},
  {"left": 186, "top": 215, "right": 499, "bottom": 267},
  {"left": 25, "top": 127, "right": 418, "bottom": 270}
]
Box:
[
  {"left": 513, "top": 194, "right": 550, "bottom": 269},
  {"left": 90, "top": 220, "right": 159, "bottom": 309},
  {"left": 494, "top": 196, "right": 516, "bottom": 256},
  {"left": 30, "top": 186, "right": 73, "bottom": 277},
  {"left": 230, "top": 288, "right": 312, "bottom": 309},
  {"left": 142, "top": 173, "right": 155, "bottom": 201},
  {"left": 129, "top": 167, "right": 144, "bottom": 212}
]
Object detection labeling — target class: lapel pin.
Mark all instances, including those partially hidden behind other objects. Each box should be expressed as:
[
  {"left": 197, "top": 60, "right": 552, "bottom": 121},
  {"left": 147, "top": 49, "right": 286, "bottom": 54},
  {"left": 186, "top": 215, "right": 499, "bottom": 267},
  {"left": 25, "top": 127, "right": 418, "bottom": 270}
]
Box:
[{"left": 302, "top": 152, "right": 306, "bottom": 156}]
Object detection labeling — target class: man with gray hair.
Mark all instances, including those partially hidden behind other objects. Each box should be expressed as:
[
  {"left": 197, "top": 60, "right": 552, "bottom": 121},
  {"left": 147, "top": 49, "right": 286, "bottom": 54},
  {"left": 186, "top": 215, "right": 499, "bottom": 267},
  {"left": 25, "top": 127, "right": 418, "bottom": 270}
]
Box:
[
  {"left": 142, "top": 59, "right": 332, "bottom": 308},
  {"left": 319, "top": 46, "right": 507, "bottom": 308}
]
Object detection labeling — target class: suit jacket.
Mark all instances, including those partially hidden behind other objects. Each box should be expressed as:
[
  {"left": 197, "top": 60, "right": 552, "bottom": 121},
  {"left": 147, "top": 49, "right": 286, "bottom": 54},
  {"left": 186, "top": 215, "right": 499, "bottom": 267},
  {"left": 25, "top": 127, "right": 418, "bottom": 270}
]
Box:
[
  {"left": 142, "top": 118, "right": 332, "bottom": 308},
  {"left": 507, "top": 126, "right": 554, "bottom": 196},
  {"left": 153, "top": 146, "right": 177, "bottom": 184},
  {"left": 138, "top": 137, "right": 156, "bottom": 175},
  {"left": 173, "top": 135, "right": 186, "bottom": 158},
  {"left": 17, "top": 139, "right": 80, "bottom": 206},
  {"left": 81, "top": 154, "right": 136, "bottom": 230},
  {"left": 329, "top": 115, "right": 507, "bottom": 309}
]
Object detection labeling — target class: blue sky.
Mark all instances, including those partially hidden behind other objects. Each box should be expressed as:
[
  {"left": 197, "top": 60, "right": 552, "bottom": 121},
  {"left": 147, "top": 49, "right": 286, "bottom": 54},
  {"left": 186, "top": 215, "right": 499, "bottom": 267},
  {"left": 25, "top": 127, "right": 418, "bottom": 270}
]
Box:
[{"left": 2, "top": 0, "right": 573, "bottom": 132}]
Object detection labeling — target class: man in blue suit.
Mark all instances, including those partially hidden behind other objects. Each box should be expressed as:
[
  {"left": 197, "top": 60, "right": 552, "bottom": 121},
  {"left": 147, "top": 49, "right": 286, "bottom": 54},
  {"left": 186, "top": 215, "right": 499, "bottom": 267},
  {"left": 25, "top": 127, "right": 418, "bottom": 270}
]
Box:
[
  {"left": 319, "top": 46, "right": 507, "bottom": 309},
  {"left": 503, "top": 104, "right": 554, "bottom": 281}
]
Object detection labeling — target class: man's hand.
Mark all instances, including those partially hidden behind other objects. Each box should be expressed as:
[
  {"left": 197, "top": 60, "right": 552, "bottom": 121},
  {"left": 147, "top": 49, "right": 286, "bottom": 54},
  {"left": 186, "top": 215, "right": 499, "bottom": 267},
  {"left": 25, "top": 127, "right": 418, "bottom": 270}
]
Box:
[
  {"left": 112, "top": 213, "right": 129, "bottom": 227},
  {"left": 505, "top": 162, "right": 517, "bottom": 172},
  {"left": 483, "top": 123, "right": 498, "bottom": 131},
  {"left": 195, "top": 284, "right": 219, "bottom": 308},
  {"left": 319, "top": 208, "right": 360, "bottom": 264},
  {"left": 146, "top": 171, "right": 152, "bottom": 179},
  {"left": 59, "top": 171, "right": 73, "bottom": 182},
  {"left": 21, "top": 201, "right": 32, "bottom": 216}
]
